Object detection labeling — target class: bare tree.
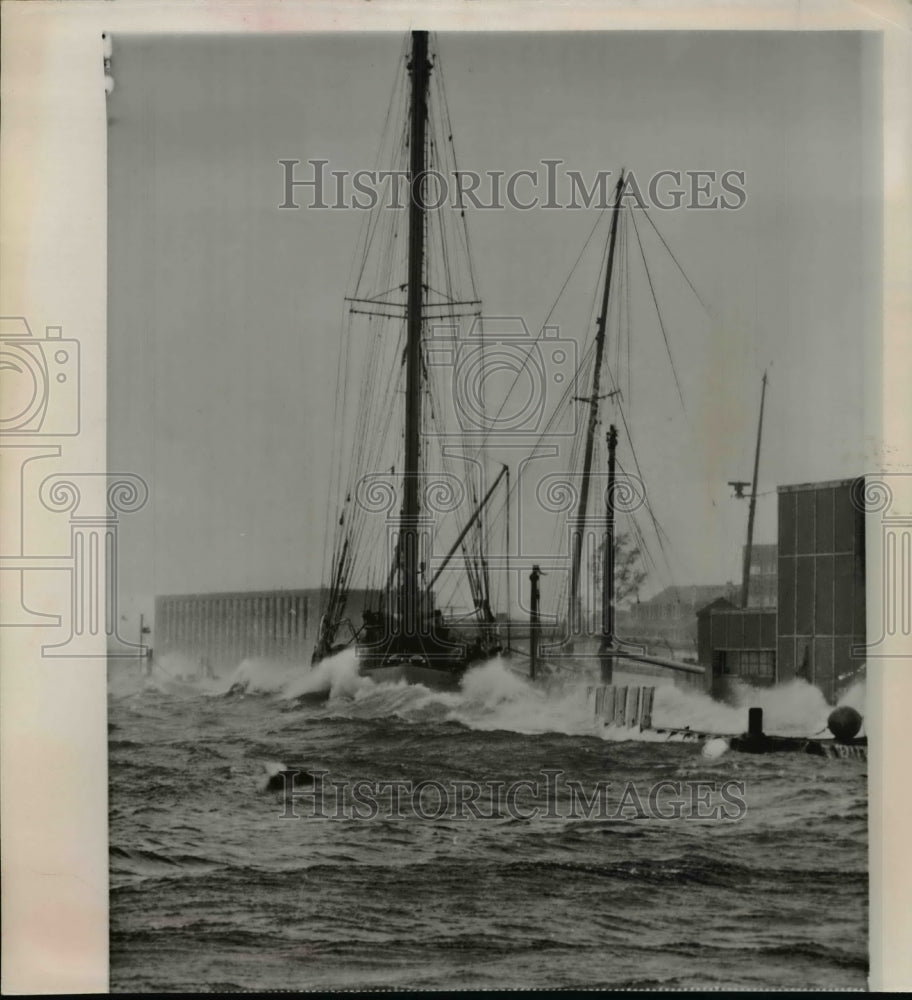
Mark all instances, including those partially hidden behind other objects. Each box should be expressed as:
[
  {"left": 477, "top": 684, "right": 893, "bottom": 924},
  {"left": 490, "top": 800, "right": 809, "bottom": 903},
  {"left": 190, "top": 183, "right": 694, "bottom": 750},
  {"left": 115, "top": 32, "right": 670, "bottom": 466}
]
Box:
[{"left": 590, "top": 531, "right": 647, "bottom": 608}]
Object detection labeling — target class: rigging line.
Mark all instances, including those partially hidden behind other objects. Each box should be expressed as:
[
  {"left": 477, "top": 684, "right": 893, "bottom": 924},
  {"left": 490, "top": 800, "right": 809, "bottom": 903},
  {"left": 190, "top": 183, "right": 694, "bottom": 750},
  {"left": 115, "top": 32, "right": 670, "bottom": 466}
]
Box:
[
  {"left": 425, "top": 352, "right": 488, "bottom": 585},
  {"left": 343, "top": 321, "right": 403, "bottom": 566},
  {"left": 343, "top": 176, "right": 407, "bottom": 509},
  {"left": 479, "top": 326, "right": 596, "bottom": 538},
  {"left": 628, "top": 206, "right": 688, "bottom": 416},
  {"left": 356, "top": 105, "right": 409, "bottom": 306},
  {"left": 609, "top": 405, "right": 665, "bottom": 574},
  {"left": 352, "top": 37, "right": 410, "bottom": 292},
  {"left": 616, "top": 454, "right": 677, "bottom": 578},
  {"left": 350, "top": 87, "right": 401, "bottom": 294},
  {"left": 347, "top": 323, "right": 390, "bottom": 499},
  {"left": 463, "top": 206, "right": 607, "bottom": 482},
  {"left": 469, "top": 208, "right": 613, "bottom": 460},
  {"left": 624, "top": 210, "right": 632, "bottom": 410},
  {"left": 540, "top": 206, "right": 611, "bottom": 332},
  {"left": 325, "top": 305, "right": 360, "bottom": 586},
  {"left": 433, "top": 39, "right": 480, "bottom": 302},
  {"left": 639, "top": 204, "right": 711, "bottom": 315},
  {"left": 427, "top": 396, "right": 481, "bottom": 584},
  {"left": 482, "top": 334, "right": 601, "bottom": 541},
  {"left": 626, "top": 511, "right": 659, "bottom": 578}
]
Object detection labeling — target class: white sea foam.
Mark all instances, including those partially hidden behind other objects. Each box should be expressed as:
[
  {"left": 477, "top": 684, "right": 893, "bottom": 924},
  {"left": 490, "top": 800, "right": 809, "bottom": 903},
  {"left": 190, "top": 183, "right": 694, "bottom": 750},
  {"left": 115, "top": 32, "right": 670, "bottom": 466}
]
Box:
[{"left": 123, "top": 645, "right": 865, "bottom": 742}]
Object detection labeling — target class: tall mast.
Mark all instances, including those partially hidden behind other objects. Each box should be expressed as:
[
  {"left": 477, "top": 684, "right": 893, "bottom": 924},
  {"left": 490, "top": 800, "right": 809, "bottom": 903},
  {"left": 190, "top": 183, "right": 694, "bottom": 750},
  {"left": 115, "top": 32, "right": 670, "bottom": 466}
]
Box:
[
  {"left": 741, "top": 370, "right": 768, "bottom": 608},
  {"left": 599, "top": 424, "right": 618, "bottom": 683},
  {"left": 569, "top": 171, "right": 624, "bottom": 636},
  {"left": 602, "top": 425, "right": 618, "bottom": 641},
  {"left": 400, "top": 30, "right": 430, "bottom": 630}
]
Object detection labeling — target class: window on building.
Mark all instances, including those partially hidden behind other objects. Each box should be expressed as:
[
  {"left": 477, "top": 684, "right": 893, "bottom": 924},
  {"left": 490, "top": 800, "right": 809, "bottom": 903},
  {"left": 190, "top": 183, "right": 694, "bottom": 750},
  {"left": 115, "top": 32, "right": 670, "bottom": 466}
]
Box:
[{"left": 724, "top": 649, "right": 775, "bottom": 678}]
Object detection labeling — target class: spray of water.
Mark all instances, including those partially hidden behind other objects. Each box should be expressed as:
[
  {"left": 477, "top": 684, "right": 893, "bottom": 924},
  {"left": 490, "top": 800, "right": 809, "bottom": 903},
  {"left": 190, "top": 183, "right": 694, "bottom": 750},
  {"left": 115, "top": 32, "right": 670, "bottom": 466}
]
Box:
[
  {"left": 652, "top": 679, "right": 833, "bottom": 737},
  {"left": 127, "top": 648, "right": 866, "bottom": 742}
]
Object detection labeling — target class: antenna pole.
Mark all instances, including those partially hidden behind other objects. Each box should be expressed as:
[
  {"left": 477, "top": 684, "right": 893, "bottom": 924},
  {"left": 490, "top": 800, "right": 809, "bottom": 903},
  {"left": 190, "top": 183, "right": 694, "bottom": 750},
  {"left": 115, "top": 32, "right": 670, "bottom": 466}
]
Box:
[
  {"left": 505, "top": 465, "right": 512, "bottom": 655},
  {"left": 530, "top": 565, "right": 541, "bottom": 680},
  {"left": 741, "top": 371, "right": 768, "bottom": 609}
]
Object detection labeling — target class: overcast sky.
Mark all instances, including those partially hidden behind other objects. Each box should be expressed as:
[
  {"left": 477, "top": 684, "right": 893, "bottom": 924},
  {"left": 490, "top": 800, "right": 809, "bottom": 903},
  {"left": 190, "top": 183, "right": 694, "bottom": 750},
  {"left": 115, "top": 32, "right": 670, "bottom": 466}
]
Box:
[{"left": 107, "top": 30, "right": 881, "bottom": 625}]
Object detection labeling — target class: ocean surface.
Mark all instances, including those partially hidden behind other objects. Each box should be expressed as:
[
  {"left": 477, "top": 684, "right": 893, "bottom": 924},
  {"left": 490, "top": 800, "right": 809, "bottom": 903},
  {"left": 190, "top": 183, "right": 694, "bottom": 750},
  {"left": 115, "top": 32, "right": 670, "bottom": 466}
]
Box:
[{"left": 108, "top": 654, "right": 868, "bottom": 991}]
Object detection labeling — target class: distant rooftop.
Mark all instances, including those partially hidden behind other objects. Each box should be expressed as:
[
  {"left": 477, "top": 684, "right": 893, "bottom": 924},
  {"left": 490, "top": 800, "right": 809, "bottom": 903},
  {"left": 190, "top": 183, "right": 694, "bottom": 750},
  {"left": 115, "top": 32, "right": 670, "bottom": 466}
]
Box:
[
  {"left": 639, "top": 583, "right": 736, "bottom": 607},
  {"left": 777, "top": 476, "right": 862, "bottom": 494}
]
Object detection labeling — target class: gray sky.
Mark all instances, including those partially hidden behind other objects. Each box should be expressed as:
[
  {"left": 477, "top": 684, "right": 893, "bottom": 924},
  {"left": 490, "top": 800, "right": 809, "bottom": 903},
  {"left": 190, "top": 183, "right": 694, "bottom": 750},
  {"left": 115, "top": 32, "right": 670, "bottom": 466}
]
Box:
[{"left": 107, "top": 30, "right": 880, "bottom": 625}]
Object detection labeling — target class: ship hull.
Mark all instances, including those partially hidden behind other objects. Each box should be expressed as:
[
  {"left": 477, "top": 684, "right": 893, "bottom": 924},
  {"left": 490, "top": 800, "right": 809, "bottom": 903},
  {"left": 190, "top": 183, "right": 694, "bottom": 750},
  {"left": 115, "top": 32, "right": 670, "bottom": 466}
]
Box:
[
  {"left": 354, "top": 632, "right": 496, "bottom": 692},
  {"left": 359, "top": 659, "right": 466, "bottom": 691}
]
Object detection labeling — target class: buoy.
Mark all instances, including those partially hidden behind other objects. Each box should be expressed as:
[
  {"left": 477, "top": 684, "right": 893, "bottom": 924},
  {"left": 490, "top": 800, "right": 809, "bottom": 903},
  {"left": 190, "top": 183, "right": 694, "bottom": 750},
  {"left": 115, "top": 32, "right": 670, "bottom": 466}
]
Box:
[
  {"left": 260, "top": 761, "right": 315, "bottom": 794},
  {"left": 827, "top": 705, "right": 863, "bottom": 743}
]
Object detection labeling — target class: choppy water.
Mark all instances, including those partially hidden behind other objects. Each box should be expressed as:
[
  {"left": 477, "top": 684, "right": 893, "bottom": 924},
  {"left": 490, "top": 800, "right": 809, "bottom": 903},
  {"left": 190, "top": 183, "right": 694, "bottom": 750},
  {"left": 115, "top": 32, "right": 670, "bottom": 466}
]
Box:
[{"left": 109, "top": 654, "right": 867, "bottom": 991}]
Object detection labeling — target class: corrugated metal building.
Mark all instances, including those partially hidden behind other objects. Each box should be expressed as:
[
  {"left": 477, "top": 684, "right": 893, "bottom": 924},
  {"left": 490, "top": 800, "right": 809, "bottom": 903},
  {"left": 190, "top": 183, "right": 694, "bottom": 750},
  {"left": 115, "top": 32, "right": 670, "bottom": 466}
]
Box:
[
  {"left": 776, "top": 478, "right": 866, "bottom": 699},
  {"left": 699, "top": 477, "right": 866, "bottom": 702},
  {"left": 153, "top": 588, "right": 374, "bottom": 671}
]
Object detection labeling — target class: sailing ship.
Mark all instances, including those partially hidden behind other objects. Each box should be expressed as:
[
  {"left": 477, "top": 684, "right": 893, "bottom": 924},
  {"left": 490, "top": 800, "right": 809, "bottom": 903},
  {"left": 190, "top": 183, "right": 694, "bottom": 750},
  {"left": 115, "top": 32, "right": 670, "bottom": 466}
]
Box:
[
  {"left": 312, "top": 32, "right": 712, "bottom": 694},
  {"left": 519, "top": 169, "right": 710, "bottom": 691},
  {"left": 311, "top": 31, "right": 505, "bottom": 689}
]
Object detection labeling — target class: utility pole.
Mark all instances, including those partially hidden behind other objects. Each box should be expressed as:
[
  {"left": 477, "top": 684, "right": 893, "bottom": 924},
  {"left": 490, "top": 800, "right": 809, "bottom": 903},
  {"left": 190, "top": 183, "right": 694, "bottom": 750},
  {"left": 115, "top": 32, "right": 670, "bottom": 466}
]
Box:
[
  {"left": 138, "top": 613, "right": 151, "bottom": 674},
  {"left": 741, "top": 371, "right": 768, "bottom": 609},
  {"left": 529, "top": 565, "right": 541, "bottom": 681}
]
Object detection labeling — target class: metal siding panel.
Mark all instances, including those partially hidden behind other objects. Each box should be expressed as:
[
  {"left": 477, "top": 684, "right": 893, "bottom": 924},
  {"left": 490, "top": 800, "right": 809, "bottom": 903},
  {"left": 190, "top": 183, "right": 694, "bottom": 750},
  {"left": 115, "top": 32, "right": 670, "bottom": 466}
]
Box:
[
  {"left": 698, "top": 613, "right": 711, "bottom": 666},
  {"left": 779, "top": 555, "right": 796, "bottom": 636},
  {"left": 815, "top": 487, "right": 835, "bottom": 555},
  {"left": 761, "top": 611, "right": 776, "bottom": 649},
  {"left": 796, "top": 557, "right": 814, "bottom": 635},
  {"left": 814, "top": 636, "right": 834, "bottom": 702},
  {"left": 834, "top": 553, "right": 854, "bottom": 635},
  {"left": 729, "top": 614, "right": 741, "bottom": 650},
  {"left": 833, "top": 635, "right": 858, "bottom": 689},
  {"left": 778, "top": 636, "right": 795, "bottom": 682},
  {"left": 815, "top": 554, "right": 834, "bottom": 636},
  {"left": 853, "top": 549, "right": 866, "bottom": 641},
  {"left": 779, "top": 491, "right": 796, "bottom": 556},
  {"left": 834, "top": 482, "right": 855, "bottom": 553},
  {"left": 712, "top": 612, "right": 725, "bottom": 650},
  {"left": 744, "top": 612, "right": 761, "bottom": 650},
  {"left": 795, "top": 637, "right": 813, "bottom": 682},
  {"left": 796, "top": 489, "right": 816, "bottom": 555}
]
